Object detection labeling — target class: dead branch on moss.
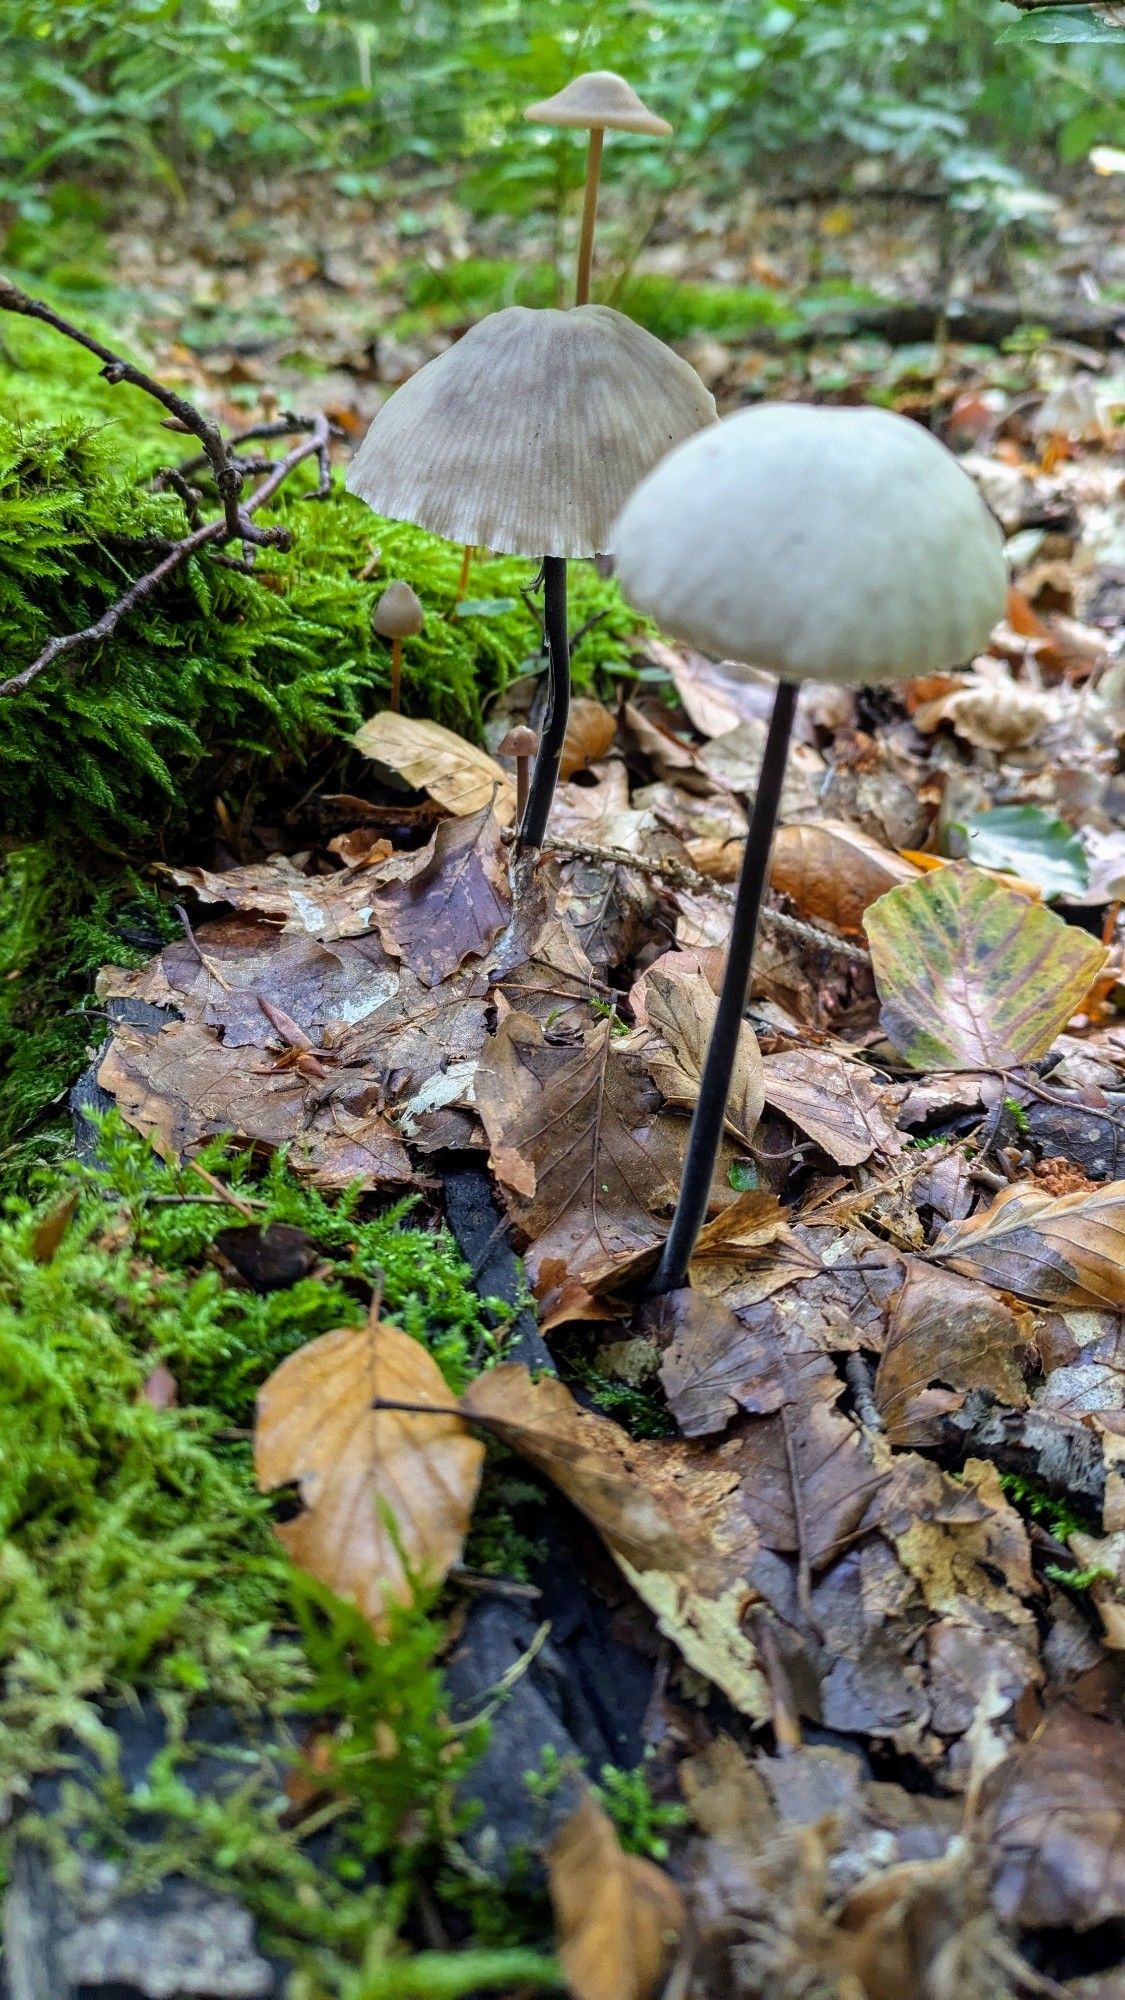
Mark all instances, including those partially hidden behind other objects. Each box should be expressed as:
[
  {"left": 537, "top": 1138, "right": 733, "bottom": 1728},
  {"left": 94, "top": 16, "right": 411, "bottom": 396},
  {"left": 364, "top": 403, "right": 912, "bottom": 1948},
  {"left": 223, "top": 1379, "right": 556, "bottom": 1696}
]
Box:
[{"left": 0, "top": 276, "right": 336, "bottom": 699}]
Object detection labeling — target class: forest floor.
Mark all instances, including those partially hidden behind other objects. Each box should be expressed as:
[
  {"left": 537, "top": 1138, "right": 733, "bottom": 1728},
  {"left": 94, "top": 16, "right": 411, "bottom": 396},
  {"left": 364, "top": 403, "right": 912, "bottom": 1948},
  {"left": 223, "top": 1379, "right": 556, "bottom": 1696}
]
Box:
[{"left": 2, "top": 167, "right": 1125, "bottom": 2000}]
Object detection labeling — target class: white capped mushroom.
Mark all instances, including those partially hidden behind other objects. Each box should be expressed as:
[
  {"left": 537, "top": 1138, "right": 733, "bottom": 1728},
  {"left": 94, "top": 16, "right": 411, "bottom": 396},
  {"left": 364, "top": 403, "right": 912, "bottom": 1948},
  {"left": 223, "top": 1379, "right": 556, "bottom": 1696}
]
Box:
[
  {"left": 612, "top": 402, "right": 1007, "bottom": 685},
  {"left": 610, "top": 401, "right": 1007, "bottom": 1297}
]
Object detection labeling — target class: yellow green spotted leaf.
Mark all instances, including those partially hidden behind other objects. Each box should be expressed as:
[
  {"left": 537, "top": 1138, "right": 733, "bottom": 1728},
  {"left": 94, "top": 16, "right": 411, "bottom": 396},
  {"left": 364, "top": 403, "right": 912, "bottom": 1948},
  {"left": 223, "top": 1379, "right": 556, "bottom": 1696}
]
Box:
[{"left": 863, "top": 863, "right": 1107, "bottom": 1072}]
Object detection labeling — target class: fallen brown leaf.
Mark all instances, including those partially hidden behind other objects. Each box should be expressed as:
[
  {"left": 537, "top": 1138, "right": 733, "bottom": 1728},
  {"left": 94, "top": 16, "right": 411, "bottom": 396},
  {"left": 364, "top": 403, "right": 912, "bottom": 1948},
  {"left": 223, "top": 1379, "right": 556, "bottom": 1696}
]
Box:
[
  {"left": 875, "top": 1262, "right": 1034, "bottom": 1447},
  {"left": 761, "top": 1047, "right": 902, "bottom": 1166},
  {"left": 474, "top": 1011, "right": 689, "bottom": 1297},
  {"left": 255, "top": 1314, "right": 484, "bottom": 1625},
  {"left": 982, "top": 1708, "right": 1125, "bottom": 1930},
  {"left": 559, "top": 697, "right": 617, "bottom": 777},
  {"left": 370, "top": 803, "right": 510, "bottom": 987},
  {"left": 547, "top": 1791, "right": 684, "bottom": 2000},
  {"left": 354, "top": 710, "right": 516, "bottom": 821},
  {"left": 933, "top": 1178, "right": 1125, "bottom": 1308},
  {"left": 642, "top": 967, "right": 764, "bottom": 1148},
  {"left": 770, "top": 820, "right": 919, "bottom": 935}
]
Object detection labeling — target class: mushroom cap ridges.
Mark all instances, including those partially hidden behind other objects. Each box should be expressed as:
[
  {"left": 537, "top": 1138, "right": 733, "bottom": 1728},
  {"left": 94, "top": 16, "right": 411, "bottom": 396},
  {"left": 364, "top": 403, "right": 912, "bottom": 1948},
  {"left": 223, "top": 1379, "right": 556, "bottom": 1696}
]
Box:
[
  {"left": 345, "top": 305, "right": 716, "bottom": 560},
  {"left": 610, "top": 402, "right": 1008, "bottom": 685},
  {"left": 524, "top": 71, "right": 672, "bottom": 136}
]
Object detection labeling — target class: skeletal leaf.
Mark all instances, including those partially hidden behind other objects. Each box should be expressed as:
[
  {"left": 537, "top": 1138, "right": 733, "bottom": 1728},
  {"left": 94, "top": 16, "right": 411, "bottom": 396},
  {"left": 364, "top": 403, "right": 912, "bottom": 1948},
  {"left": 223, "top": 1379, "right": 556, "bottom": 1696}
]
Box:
[
  {"left": 933, "top": 1177, "right": 1125, "bottom": 1308},
  {"left": 547, "top": 1792, "right": 684, "bottom": 2000},
  {"left": 255, "top": 1315, "right": 484, "bottom": 1626},
  {"left": 864, "top": 864, "right": 1107, "bottom": 1070}
]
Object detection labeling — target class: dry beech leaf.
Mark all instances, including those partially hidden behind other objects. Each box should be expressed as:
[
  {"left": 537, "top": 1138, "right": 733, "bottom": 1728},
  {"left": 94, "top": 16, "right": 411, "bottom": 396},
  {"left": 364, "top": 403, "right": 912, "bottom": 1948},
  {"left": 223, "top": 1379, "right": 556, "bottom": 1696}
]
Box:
[
  {"left": 461, "top": 1364, "right": 771, "bottom": 1719},
  {"left": 865, "top": 864, "right": 1108, "bottom": 1071},
  {"left": 647, "top": 635, "right": 776, "bottom": 738},
  {"left": 354, "top": 710, "right": 516, "bottom": 822},
  {"left": 97, "top": 1021, "right": 412, "bottom": 1192},
  {"left": 255, "top": 1315, "right": 483, "bottom": 1625},
  {"left": 474, "top": 1011, "right": 688, "bottom": 1297},
  {"left": 559, "top": 696, "right": 617, "bottom": 777},
  {"left": 161, "top": 858, "right": 395, "bottom": 945},
  {"left": 770, "top": 820, "right": 919, "bottom": 935},
  {"left": 643, "top": 967, "right": 764, "bottom": 1147},
  {"left": 933, "top": 1177, "right": 1125, "bottom": 1308},
  {"left": 982, "top": 1709, "right": 1125, "bottom": 1931},
  {"left": 645, "top": 1287, "right": 784, "bottom": 1438},
  {"left": 547, "top": 1791, "right": 684, "bottom": 2000},
  {"left": 370, "top": 803, "right": 510, "bottom": 987},
  {"left": 874, "top": 1261, "right": 1033, "bottom": 1447},
  {"left": 761, "top": 1048, "right": 901, "bottom": 1166}
]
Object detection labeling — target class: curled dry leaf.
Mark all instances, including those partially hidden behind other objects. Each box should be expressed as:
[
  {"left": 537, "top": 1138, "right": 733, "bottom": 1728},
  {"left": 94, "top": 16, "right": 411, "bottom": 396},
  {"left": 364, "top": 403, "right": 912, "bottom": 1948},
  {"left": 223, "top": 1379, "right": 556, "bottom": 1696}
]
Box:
[
  {"left": 559, "top": 696, "right": 617, "bottom": 778},
  {"left": 474, "top": 1011, "right": 688, "bottom": 1298},
  {"left": 910, "top": 663, "right": 1053, "bottom": 751},
  {"left": 547, "top": 1791, "right": 684, "bottom": 2000},
  {"left": 648, "top": 635, "right": 776, "bottom": 738},
  {"left": 162, "top": 856, "right": 393, "bottom": 944},
  {"left": 770, "top": 819, "right": 919, "bottom": 935},
  {"left": 353, "top": 710, "right": 517, "bottom": 822},
  {"left": 933, "top": 1177, "right": 1125, "bottom": 1308},
  {"left": 255, "top": 1315, "right": 484, "bottom": 1626},
  {"left": 981, "top": 1708, "right": 1125, "bottom": 1931},
  {"left": 874, "top": 1261, "right": 1034, "bottom": 1447},
  {"left": 370, "top": 802, "right": 510, "bottom": 988},
  {"left": 461, "top": 1363, "right": 771, "bottom": 1720},
  {"left": 865, "top": 864, "right": 1108, "bottom": 1071},
  {"left": 761, "top": 1047, "right": 902, "bottom": 1166},
  {"left": 642, "top": 967, "right": 764, "bottom": 1148}
]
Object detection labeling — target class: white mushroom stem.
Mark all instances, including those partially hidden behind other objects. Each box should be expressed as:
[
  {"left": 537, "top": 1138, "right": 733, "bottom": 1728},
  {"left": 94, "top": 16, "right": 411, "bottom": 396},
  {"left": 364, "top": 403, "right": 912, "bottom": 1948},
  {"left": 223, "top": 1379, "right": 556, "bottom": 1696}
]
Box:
[
  {"left": 576, "top": 126, "right": 604, "bottom": 306},
  {"left": 647, "top": 679, "right": 798, "bottom": 1296},
  {"left": 516, "top": 557, "right": 570, "bottom": 853}
]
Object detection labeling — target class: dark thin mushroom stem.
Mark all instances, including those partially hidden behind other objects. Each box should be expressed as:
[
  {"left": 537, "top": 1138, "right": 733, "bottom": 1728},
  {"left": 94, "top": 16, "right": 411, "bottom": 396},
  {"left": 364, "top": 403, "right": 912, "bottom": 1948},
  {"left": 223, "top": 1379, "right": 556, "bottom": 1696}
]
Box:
[
  {"left": 647, "top": 678, "right": 798, "bottom": 1296},
  {"left": 517, "top": 555, "right": 570, "bottom": 852}
]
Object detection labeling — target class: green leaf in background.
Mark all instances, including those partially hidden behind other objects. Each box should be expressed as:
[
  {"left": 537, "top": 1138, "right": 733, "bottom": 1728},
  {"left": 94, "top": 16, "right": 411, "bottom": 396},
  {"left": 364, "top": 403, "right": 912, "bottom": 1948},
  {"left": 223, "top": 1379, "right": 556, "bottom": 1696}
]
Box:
[
  {"left": 454, "top": 597, "right": 519, "bottom": 619},
  {"left": 1000, "top": 6, "right": 1125, "bottom": 42},
  {"left": 949, "top": 804, "right": 1090, "bottom": 900},
  {"left": 864, "top": 863, "right": 1107, "bottom": 1071}
]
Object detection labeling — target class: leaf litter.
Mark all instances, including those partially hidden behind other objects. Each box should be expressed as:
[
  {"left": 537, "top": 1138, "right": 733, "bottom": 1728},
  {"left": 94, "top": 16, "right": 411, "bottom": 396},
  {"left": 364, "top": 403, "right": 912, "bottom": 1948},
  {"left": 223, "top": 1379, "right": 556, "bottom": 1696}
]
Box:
[{"left": 86, "top": 359, "right": 1125, "bottom": 1994}]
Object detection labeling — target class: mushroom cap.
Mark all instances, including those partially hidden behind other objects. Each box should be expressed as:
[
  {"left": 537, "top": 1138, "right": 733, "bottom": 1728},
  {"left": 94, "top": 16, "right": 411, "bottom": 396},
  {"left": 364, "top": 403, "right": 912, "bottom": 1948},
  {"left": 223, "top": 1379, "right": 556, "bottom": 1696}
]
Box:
[
  {"left": 372, "top": 580, "right": 424, "bottom": 638},
  {"left": 524, "top": 71, "right": 672, "bottom": 136},
  {"left": 610, "top": 403, "right": 1008, "bottom": 685},
  {"left": 497, "top": 724, "right": 540, "bottom": 757},
  {"left": 345, "top": 305, "right": 716, "bottom": 560}
]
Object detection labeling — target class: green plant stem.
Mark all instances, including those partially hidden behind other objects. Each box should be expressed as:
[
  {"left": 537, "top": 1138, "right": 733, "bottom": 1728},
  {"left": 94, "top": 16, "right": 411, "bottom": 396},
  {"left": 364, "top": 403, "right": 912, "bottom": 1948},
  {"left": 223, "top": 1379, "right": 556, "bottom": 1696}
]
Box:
[
  {"left": 647, "top": 677, "right": 797, "bottom": 1296},
  {"left": 517, "top": 556, "right": 569, "bottom": 853}
]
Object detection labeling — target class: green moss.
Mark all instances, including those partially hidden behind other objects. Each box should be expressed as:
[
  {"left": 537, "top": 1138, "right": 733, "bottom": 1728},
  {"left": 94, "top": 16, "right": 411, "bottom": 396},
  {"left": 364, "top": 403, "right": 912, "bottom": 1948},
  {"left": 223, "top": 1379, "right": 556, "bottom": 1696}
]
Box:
[
  {"left": 0, "top": 1122, "right": 559, "bottom": 1987},
  {"left": 389, "top": 255, "right": 798, "bottom": 344},
  {"left": 0, "top": 315, "right": 643, "bottom": 848},
  {"left": 997, "top": 1467, "right": 1091, "bottom": 1543}
]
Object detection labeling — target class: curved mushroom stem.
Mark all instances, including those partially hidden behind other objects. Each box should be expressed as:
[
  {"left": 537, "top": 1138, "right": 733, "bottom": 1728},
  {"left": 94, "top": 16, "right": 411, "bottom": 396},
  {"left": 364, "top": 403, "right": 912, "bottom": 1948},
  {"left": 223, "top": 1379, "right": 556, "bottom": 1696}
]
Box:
[
  {"left": 390, "top": 635, "right": 403, "bottom": 713},
  {"left": 646, "top": 678, "right": 798, "bottom": 1297},
  {"left": 517, "top": 556, "right": 570, "bottom": 853},
  {"left": 576, "top": 126, "right": 605, "bottom": 306}
]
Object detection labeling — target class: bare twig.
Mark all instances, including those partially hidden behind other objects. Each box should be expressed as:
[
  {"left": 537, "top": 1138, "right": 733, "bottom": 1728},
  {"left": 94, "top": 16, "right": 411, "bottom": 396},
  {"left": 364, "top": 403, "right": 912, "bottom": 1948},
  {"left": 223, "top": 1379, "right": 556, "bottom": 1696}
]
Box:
[
  {"left": 0, "top": 275, "right": 278, "bottom": 548},
  {"left": 546, "top": 835, "right": 871, "bottom": 963},
  {"left": 0, "top": 412, "right": 333, "bottom": 698}
]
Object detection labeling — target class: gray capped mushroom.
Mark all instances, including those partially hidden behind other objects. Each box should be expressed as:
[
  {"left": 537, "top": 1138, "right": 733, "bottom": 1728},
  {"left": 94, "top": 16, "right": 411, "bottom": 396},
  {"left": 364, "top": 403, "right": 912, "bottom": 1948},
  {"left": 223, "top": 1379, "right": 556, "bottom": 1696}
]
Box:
[
  {"left": 609, "top": 400, "right": 1007, "bottom": 1293},
  {"left": 524, "top": 72, "right": 672, "bottom": 305},
  {"left": 372, "top": 580, "right": 423, "bottom": 713},
  {"left": 346, "top": 304, "right": 715, "bottom": 849}
]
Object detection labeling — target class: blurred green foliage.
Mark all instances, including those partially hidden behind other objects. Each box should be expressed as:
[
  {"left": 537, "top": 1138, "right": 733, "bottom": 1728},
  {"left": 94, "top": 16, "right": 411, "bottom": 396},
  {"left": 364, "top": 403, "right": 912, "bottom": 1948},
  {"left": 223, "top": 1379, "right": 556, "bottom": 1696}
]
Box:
[{"left": 0, "top": 0, "right": 1118, "bottom": 228}]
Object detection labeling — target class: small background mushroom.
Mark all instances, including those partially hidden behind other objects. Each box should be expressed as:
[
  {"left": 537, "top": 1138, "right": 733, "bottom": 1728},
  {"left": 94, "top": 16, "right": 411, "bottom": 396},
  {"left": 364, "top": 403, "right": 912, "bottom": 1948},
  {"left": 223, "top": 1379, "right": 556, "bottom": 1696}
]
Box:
[
  {"left": 372, "top": 580, "right": 424, "bottom": 713},
  {"left": 524, "top": 71, "right": 672, "bottom": 306},
  {"left": 610, "top": 400, "right": 1008, "bottom": 1293}
]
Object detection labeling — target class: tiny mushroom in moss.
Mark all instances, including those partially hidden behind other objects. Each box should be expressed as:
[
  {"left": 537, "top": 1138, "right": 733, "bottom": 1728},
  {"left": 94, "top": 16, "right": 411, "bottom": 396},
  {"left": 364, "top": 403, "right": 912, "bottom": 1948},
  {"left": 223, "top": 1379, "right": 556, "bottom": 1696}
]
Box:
[
  {"left": 372, "top": 579, "right": 423, "bottom": 713},
  {"left": 610, "top": 401, "right": 1008, "bottom": 1293},
  {"left": 346, "top": 303, "right": 715, "bottom": 851},
  {"left": 524, "top": 72, "right": 672, "bottom": 306},
  {"left": 497, "top": 723, "right": 540, "bottom": 822}
]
